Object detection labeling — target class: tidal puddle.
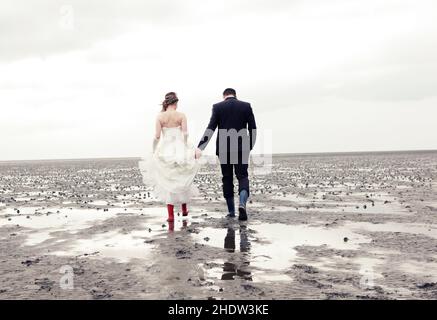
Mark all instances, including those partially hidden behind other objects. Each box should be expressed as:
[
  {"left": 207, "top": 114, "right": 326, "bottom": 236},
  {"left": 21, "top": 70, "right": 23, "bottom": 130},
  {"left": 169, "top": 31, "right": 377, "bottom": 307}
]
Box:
[
  {"left": 0, "top": 208, "right": 120, "bottom": 245},
  {"left": 0, "top": 206, "right": 44, "bottom": 216},
  {"left": 88, "top": 200, "right": 110, "bottom": 206},
  {"left": 0, "top": 206, "right": 203, "bottom": 247},
  {"left": 200, "top": 260, "right": 291, "bottom": 283},
  {"left": 347, "top": 222, "right": 437, "bottom": 239},
  {"left": 398, "top": 260, "right": 437, "bottom": 282},
  {"left": 255, "top": 202, "right": 338, "bottom": 213},
  {"left": 426, "top": 202, "right": 437, "bottom": 210},
  {"left": 134, "top": 207, "right": 205, "bottom": 227},
  {"left": 13, "top": 196, "right": 33, "bottom": 202},
  {"left": 115, "top": 193, "right": 156, "bottom": 202},
  {"left": 272, "top": 193, "right": 317, "bottom": 203},
  {"left": 0, "top": 208, "right": 119, "bottom": 229},
  {"left": 248, "top": 223, "right": 371, "bottom": 270},
  {"left": 193, "top": 222, "right": 372, "bottom": 282},
  {"left": 343, "top": 203, "right": 409, "bottom": 215},
  {"left": 111, "top": 201, "right": 135, "bottom": 207},
  {"left": 309, "top": 255, "right": 386, "bottom": 287},
  {"left": 50, "top": 229, "right": 156, "bottom": 262},
  {"left": 269, "top": 192, "right": 410, "bottom": 215}
]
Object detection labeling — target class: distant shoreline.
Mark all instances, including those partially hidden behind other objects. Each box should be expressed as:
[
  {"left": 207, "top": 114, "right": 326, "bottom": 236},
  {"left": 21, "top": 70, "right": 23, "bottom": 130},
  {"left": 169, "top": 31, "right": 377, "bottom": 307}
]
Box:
[
  {"left": 271, "top": 149, "right": 437, "bottom": 158},
  {"left": 1, "top": 149, "right": 437, "bottom": 163}
]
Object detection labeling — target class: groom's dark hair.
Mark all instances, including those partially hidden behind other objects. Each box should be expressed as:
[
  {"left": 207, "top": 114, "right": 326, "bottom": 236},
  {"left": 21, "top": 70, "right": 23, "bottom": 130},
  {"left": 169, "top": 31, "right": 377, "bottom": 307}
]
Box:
[{"left": 223, "top": 88, "right": 236, "bottom": 97}]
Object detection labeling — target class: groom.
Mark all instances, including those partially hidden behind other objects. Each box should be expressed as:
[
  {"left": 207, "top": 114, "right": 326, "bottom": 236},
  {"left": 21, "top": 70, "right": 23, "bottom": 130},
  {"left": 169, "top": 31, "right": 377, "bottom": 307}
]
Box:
[{"left": 196, "top": 88, "right": 257, "bottom": 221}]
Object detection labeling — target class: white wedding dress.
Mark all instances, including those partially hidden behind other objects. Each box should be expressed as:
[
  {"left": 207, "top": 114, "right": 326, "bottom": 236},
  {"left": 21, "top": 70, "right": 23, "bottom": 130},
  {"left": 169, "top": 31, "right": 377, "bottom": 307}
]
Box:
[{"left": 138, "top": 126, "right": 200, "bottom": 205}]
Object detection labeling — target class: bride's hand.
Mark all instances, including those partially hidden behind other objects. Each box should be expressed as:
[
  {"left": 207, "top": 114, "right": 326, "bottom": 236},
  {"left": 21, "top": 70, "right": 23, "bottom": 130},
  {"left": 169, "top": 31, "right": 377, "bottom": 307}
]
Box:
[{"left": 195, "top": 148, "right": 202, "bottom": 159}]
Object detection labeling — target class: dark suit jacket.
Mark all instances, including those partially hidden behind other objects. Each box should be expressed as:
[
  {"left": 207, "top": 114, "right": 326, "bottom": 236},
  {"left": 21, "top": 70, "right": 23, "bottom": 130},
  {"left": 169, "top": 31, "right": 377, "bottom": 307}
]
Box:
[{"left": 198, "top": 97, "right": 257, "bottom": 158}]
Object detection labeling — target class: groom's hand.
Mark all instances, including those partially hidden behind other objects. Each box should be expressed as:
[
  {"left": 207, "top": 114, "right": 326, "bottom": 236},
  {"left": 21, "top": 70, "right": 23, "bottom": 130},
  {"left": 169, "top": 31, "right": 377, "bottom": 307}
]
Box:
[{"left": 195, "top": 148, "right": 202, "bottom": 159}]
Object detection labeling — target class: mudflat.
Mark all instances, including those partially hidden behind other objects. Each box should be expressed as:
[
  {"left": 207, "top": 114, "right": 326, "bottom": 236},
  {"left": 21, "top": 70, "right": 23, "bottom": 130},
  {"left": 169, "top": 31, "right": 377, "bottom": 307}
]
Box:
[{"left": 1, "top": 151, "right": 436, "bottom": 299}]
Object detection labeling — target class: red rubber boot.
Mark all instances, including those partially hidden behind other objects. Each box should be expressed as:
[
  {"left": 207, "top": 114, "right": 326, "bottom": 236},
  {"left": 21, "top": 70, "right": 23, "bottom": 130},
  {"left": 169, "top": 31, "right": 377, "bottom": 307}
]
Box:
[{"left": 167, "top": 204, "right": 174, "bottom": 222}]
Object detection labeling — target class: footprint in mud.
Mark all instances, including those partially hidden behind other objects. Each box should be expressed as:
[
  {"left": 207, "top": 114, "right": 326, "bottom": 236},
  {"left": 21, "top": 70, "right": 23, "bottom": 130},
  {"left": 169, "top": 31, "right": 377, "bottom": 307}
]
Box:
[
  {"left": 241, "top": 284, "right": 265, "bottom": 296},
  {"left": 291, "top": 264, "right": 319, "bottom": 274},
  {"left": 90, "top": 287, "right": 113, "bottom": 299},
  {"left": 175, "top": 249, "right": 192, "bottom": 259},
  {"left": 21, "top": 258, "right": 41, "bottom": 267},
  {"left": 416, "top": 282, "right": 437, "bottom": 290},
  {"left": 34, "top": 278, "right": 55, "bottom": 292}
]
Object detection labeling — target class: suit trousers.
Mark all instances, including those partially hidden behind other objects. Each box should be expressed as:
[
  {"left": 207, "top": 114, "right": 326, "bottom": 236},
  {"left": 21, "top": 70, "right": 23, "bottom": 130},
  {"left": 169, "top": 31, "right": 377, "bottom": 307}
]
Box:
[{"left": 219, "top": 152, "right": 250, "bottom": 199}]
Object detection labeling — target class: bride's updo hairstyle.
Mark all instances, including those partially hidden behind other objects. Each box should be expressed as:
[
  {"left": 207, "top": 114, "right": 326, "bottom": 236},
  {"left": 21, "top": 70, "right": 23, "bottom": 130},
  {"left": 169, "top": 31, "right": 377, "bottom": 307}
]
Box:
[{"left": 162, "top": 92, "right": 179, "bottom": 112}]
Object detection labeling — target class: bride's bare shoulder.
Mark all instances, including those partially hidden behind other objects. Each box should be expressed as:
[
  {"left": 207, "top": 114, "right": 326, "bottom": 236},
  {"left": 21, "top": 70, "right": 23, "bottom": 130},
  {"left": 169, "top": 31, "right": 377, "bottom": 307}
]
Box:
[
  {"left": 177, "top": 111, "right": 187, "bottom": 119},
  {"left": 156, "top": 112, "right": 166, "bottom": 123}
]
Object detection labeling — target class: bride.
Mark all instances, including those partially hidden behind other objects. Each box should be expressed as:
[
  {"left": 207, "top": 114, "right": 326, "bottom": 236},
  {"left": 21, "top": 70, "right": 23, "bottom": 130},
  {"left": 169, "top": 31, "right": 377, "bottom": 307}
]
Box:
[{"left": 139, "top": 92, "right": 200, "bottom": 223}]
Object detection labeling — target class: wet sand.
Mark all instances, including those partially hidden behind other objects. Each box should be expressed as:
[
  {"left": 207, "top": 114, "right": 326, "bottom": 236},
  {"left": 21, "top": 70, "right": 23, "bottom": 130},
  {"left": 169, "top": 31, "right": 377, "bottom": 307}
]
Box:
[{"left": 1, "top": 151, "right": 437, "bottom": 299}]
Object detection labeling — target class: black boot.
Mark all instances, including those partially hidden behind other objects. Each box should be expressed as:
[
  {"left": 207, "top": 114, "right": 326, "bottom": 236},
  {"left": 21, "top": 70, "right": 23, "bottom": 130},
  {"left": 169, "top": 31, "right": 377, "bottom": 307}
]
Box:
[
  {"left": 238, "top": 190, "right": 248, "bottom": 221},
  {"left": 226, "top": 197, "right": 235, "bottom": 218}
]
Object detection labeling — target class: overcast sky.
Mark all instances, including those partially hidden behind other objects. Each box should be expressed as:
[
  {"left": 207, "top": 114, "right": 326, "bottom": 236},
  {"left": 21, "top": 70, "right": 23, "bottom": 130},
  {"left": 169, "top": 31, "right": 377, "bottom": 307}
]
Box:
[{"left": 1, "top": 0, "right": 436, "bottom": 160}]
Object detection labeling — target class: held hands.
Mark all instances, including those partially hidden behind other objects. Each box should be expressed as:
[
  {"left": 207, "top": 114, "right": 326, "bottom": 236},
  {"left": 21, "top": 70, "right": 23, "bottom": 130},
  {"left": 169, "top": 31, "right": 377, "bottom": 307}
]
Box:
[{"left": 195, "top": 148, "right": 202, "bottom": 159}]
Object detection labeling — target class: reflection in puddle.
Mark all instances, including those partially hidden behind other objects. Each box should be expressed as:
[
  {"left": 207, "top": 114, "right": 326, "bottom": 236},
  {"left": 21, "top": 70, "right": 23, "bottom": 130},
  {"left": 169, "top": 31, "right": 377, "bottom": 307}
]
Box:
[
  {"left": 221, "top": 261, "right": 253, "bottom": 281},
  {"left": 199, "top": 226, "right": 291, "bottom": 283},
  {"left": 195, "top": 219, "right": 437, "bottom": 286},
  {"left": 220, "top": 226, "right": 253, "bottom": 281},
  {"left": 194, "top": 222, "right": 372, "bottom": 283}
]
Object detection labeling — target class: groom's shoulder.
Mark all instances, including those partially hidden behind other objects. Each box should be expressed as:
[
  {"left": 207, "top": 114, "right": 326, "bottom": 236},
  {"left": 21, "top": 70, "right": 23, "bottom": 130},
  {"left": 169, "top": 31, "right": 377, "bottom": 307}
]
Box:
[
  {"left": 238, "top": 99, "right": 251, "bottom": 106},
  {"left": 214, "top": 99, "right": 251, "bottom": 107},
  {"left": 234, "top": 99, "right": 251, "bottom": 110},
  {"left": 212, "top": 100, "right": 225, "bottom": 110},
  {"left": 213, "top": 100, "right": 226, "bottom": 106}
]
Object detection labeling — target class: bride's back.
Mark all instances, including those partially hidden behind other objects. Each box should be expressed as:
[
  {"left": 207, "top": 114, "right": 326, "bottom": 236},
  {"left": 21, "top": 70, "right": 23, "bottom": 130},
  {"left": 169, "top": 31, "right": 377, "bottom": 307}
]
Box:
[{"left": 159, "top": 110, "right": 184, "bottom": 128}]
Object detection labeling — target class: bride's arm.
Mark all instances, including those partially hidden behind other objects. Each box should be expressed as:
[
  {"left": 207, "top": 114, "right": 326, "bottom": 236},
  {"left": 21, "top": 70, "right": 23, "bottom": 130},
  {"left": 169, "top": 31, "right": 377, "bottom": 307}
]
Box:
[
  {"left": 181, "top": 114, "right": 188, "bottom": 143},
  {"left": 153, "top": 116, "right": 162, "bottom": 151}
]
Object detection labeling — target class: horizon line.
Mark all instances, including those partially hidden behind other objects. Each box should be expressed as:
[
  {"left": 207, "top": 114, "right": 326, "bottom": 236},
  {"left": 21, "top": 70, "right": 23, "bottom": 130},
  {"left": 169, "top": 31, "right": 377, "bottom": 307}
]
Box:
[{"left": 1, "top": 148, "right": 437, "bottom": 163}]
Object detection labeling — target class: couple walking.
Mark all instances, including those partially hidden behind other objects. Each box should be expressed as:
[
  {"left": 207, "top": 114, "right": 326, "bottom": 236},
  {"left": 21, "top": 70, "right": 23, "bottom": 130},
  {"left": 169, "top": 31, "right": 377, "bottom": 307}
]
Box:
[{"left": 139, "top": 88, "right": 257, "bottom": 222}]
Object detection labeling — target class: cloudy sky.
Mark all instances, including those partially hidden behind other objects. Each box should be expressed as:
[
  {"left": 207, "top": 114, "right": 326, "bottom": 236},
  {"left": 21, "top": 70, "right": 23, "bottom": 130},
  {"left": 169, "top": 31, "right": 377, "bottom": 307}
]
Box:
[{"left": 1, "top": 0, "right": 436, "bottom": 160}]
